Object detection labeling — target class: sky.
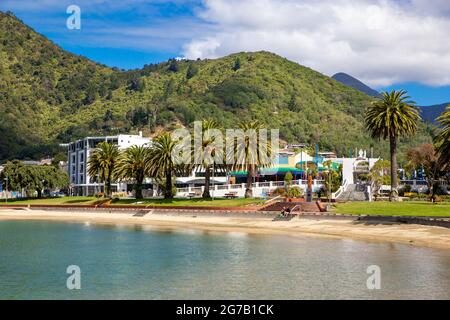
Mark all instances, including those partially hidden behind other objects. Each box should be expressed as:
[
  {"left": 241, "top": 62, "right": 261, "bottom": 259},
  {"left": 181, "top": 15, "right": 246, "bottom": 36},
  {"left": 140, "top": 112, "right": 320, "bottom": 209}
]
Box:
[{"left": 1, "top": 0, "right": 450, "bottom": 105}]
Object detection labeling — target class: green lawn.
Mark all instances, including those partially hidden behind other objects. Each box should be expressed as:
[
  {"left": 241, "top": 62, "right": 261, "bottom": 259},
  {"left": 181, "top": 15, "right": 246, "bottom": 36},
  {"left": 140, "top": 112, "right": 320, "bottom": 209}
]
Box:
[
  {"left": 0, "top": 197, "right": 264, "bottom": 207},
  {"left": 112, "top": 198, "right": 264, "bottom": 207},
  {"left": 0, "top": 196, "right": 96, "bottom": 205},
  {"left": 333, "top": 201, "right": 450, "bottom": 217}
]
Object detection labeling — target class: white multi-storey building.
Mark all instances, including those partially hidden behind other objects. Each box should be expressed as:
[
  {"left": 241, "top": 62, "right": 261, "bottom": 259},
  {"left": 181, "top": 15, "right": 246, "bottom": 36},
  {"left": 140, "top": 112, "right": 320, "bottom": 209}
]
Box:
[{"left": 67, "top": 134, "right": 151, "bottom": 196}]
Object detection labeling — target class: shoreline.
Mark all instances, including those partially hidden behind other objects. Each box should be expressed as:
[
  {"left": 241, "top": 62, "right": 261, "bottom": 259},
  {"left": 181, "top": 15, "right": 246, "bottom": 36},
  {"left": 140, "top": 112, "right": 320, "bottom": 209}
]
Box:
[{"left": 1, "top": 208, "right": 450, "bottom": 250}]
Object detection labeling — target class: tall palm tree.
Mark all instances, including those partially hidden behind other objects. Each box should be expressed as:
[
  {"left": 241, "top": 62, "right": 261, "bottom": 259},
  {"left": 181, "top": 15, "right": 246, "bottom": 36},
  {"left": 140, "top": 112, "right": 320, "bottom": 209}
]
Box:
[
  {"left": 435, "top": 105, "right": 450, "bottom": 170},
  {"left": 114, "top": 146, "right": 151, "bottom": 199},
  {"left": 365, "top": 90, "right": 420, "bottom": 201},
  {"left": 193, "top": 119, "right": 225, "bottom": 198},
  {"left": 88, "top": 141, "right": 119, "bottom": 198},
  {"left": 147, "top": 133, "right": 182, "bottom": 199},
  {"left": 229, "top": 120, "right": 274, "bottom": 198}
]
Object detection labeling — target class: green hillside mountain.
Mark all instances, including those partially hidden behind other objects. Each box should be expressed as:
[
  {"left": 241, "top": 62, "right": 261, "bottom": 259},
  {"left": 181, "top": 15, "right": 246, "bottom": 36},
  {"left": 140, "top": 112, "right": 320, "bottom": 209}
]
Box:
[{"left": 0, "top": 11, "right": 433, "bottom": 161}]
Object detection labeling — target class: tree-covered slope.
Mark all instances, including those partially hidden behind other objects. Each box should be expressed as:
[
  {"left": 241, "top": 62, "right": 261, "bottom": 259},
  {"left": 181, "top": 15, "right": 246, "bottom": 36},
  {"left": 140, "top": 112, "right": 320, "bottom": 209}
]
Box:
[
  {"left": 0, "top": 11, "right": 121, "bottom": 159},
  {"left": 0, "top": 11, "right": 433, "bottom": 162}
]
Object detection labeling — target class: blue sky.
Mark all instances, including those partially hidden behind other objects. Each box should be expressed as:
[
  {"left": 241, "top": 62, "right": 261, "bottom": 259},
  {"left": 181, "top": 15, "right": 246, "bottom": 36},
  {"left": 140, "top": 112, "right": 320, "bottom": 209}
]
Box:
[
  {"left": 0, "top": 0, "right": 207, "bottom": 69},
  {"left": 1, "top": 0, "right": 450, "bottom": 105}
]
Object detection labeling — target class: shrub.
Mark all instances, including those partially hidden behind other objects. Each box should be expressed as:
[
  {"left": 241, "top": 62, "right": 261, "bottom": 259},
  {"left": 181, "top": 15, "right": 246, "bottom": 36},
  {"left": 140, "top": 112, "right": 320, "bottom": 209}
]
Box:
[
  {"left": 400, "top": 185, "right": 412, "bottom": 195},
  {"left": 186, "top": 63, "right": 198, "bottom": 79},
  {"left": 435, "top": 185, "right": 449, "bottom": 196},
  {"left": 111, "top": 197, "right": 120, "bottom": 203},
  {"left": 168, "top": 59, "right": 179, "bottom": 72},
  {"left": 112, "top": 192, "right": 127, "bottom": 199},
  {"left": 403, "top": 184, "right": 412, "bottom": 193},
  {"left": 404, "top": 192, "right": 417, "bottom": 198},
  {"left": 94, "top": 192, "right": 104, "bottom": 198},
  {"left": 287, "top": 186, "right": 303, "bottom": 198},
  {"left": 417, "top": 193, "right": 428, "bottom": 200},
  {"left": 272, "top": 187, "right": 286, "bottom": 196},
  {"left": 233, "top": 58, "right": 241, "bottom": 71}
]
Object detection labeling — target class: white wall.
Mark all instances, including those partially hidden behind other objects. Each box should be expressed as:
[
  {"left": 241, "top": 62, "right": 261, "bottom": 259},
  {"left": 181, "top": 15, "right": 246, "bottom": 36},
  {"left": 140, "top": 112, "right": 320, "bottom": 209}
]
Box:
[{"left": 341, "top": 158, "right": 355, "bottom": 184}]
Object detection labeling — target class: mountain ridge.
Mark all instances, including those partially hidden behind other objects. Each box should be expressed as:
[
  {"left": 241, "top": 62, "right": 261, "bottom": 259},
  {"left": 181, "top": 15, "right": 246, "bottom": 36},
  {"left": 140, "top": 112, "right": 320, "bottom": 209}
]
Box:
[
  {"left": 419, "top": 103, "right": 449, "bottom": 124},
  {"left": 332, "top": 72, "right": 382, "bottom": 98},
  {"left": 332, "top": 72, "right": 448, "bottom": 124}
]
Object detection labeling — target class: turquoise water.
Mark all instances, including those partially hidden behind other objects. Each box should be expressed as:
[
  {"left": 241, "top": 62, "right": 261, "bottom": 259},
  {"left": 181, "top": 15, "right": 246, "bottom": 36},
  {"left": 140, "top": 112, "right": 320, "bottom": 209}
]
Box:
[{"left": 0, "top": 220, "right": 449, "bottom": 299}]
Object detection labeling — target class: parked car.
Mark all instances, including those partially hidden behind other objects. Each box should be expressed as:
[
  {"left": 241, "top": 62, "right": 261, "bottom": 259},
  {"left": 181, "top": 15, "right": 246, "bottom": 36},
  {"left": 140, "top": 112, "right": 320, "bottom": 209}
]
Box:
[{"left": 50, "top": 191, "right": 66, "bottom": 197}]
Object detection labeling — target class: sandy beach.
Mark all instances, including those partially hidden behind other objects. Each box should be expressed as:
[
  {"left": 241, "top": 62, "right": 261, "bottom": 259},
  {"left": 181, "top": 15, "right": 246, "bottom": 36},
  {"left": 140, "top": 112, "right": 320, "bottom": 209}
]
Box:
[{"left": 1, "top": 208, "right": 450, "bottom": 250}]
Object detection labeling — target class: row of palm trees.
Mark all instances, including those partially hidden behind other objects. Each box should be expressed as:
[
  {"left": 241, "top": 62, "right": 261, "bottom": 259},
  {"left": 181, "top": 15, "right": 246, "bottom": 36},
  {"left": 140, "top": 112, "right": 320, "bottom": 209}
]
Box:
[
  {"left": 88, "top": 120, "right": 274, "bottom": 199},
  {"left": 88, "top": 89, "right": 448, "bottom": 202},
  {"left": 365, "top": 90, "right": 449, "bottom": 201}
]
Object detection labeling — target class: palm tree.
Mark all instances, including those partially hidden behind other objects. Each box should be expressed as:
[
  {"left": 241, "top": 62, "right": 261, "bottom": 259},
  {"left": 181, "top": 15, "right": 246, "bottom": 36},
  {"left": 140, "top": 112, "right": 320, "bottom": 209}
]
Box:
[
  {"left": 435, "top": 105, "right": 450, "bottom": 169},
  {"left": 147, "top": 133, "right": 182, "bottom": 199},
  {"left": 88, "top": 141, "right": 119, "bottom": 198},
  {"left": 193, "top": 119, "right": 225, "bottom": 198},
  {"left": 114, "top": 146, "right": 151, "bottom": 199},
  {"left": 365, "top": 90, "right": 420, "bottom": 201},
  {"left": 229, "top": 120, "right": 274, "bottom": 198}
]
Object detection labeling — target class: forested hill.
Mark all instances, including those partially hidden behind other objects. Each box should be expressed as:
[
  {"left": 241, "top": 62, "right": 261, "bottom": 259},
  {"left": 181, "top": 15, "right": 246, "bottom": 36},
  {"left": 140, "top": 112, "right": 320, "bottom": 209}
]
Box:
[
  {"left": 0, "top": 11, "right": 119, "bottom": 159},
  {"left": 0, "top": 11, "right": 433, "bottom": 161}
]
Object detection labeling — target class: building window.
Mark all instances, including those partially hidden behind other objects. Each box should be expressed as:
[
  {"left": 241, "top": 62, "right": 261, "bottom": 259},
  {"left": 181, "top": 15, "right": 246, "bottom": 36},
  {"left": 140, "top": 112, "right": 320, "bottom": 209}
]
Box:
[{"left": 277, "top": 156, "right": 289, "bottom": 165}]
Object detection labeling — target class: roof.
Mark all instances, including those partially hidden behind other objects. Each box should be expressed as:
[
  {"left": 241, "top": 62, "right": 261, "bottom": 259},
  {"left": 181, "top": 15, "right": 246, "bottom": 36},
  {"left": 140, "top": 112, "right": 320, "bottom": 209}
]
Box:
[
  {"left": 177, "top": 178, "right": 226, "bottom": 185},
  {"left": 230, "top": 162, "right": 341, "bottom": 176}
]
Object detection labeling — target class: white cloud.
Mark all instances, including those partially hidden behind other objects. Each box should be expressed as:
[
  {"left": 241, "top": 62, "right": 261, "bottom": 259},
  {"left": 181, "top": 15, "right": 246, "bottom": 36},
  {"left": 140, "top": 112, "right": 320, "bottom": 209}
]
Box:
[{"left": 183, "top": 0, "right": 450, "bottom": 87}]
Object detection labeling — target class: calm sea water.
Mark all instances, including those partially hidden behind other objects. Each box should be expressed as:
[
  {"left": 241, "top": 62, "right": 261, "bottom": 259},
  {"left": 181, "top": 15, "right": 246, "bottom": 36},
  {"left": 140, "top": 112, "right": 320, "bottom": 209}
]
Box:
[{"left": 0, "top": 220, "right": 449, "bottom": 300}]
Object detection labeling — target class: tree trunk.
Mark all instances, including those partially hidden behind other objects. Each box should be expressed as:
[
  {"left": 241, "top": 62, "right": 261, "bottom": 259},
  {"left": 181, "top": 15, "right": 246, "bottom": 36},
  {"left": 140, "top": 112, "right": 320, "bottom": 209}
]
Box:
[
  {"left": 36, "top": 189, "right": 42, "bottom": 199},
  {"left": 389, "top": 135, "right": 399, "bottom": 202},
  {"left": 245, "top": 167, "right": 254, "bottom": 198},
  {"left": 430, "top": 182, "right": 435, "bottom": 203},
  {"left": 203, "top": 166, "right": 211, "bottom": 198},
  {"left": 105, "top": 175, "right": 111, "bottom": 198},
  {"left": 135, "top": 175, "right": 144, "bottom": 200},
  {"left": 428, "top": 176, "right": 436, "bottom": 203},
  {"left": 165, "top": 170, "right": 173, "bottom": 199}
]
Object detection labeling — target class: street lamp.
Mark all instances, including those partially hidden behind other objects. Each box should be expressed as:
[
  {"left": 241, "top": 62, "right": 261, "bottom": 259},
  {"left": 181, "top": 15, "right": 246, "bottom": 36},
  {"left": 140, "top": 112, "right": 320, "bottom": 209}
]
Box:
[
  {"left": 3, "top": 176, "right": 8, "bottom": 204},
  {"left": 325, "top": 164, "right": 332, "bottom": 206},
  {"left": 327, "top": 169, "right": 332, "bottom": 205},
  {"left": 212, "top": 164, "right": 215, "bottom": 201}
]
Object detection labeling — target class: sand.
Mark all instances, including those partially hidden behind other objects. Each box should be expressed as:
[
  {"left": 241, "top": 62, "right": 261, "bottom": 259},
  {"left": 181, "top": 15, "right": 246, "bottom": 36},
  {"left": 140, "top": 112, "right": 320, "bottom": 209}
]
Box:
[{"left": 1, "top": 208, "right": 449, "bottom": 250}]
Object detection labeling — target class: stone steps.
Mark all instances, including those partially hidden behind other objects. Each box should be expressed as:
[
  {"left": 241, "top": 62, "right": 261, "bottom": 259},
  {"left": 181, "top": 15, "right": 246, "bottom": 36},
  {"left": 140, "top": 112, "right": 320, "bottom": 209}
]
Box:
[
  {"left": 261, "top": 202, "right": 321, "bottom": 213},
  {"left": 337, "top": 184, "right": 368, "bottom": 201}
]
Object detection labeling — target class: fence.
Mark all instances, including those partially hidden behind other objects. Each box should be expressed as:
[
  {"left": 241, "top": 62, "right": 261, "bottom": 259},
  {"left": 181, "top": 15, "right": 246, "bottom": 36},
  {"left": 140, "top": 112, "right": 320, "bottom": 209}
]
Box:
[{"left": 176, "top": 179, "right": 325, "bottom": 198}]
